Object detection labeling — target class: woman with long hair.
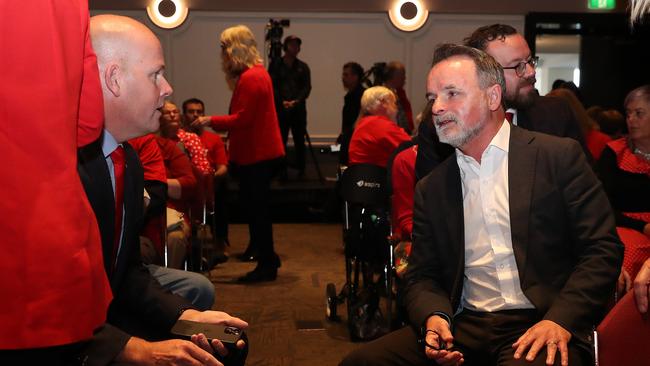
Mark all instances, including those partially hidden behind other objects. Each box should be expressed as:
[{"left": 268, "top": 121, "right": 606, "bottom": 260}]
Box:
[{"left": 194, "top": 25, "right": 285, "bottom": 282}]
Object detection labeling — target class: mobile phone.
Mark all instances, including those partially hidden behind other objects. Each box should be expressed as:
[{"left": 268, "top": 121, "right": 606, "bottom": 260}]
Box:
[{"left": 171, "top": 320, "right": 242, "bottom": 345}]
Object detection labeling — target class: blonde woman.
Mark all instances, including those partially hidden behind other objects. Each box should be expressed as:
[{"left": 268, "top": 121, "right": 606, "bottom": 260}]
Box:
[{"left": 194, "top": 25, "right": 284, "bottom": 282}]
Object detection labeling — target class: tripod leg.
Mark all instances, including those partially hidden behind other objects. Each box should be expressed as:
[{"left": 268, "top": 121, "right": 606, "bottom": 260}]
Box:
[{"left": 304, "top": 130, "right": 324, "bottom": 183}]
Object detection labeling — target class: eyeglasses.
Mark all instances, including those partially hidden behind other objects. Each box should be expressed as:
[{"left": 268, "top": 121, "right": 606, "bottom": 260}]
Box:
[
  {"left": 419, "top": 329, "right": 455, "bottom": 351},
  {"left": 502, "top": 56, "right": 539, "bottom": 77}
]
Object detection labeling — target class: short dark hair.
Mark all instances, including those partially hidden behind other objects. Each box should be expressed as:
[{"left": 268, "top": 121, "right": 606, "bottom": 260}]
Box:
[
  {"left": 463, "top": 24, "right": 518, "bottom": 51},
  {"left": 343, "top": 62, "right": 364, "bottom": 79},
  {"left": 431, "top": 44, "right": 506, "bottom": 108},
  {"left": 182, "top": 98, "right": 205, "bottom": 114}
]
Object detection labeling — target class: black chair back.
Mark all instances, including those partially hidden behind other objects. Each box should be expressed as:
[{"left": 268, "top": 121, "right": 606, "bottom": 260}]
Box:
[{"left": 339, "top": 164, "right": 388, "bottom": 207}]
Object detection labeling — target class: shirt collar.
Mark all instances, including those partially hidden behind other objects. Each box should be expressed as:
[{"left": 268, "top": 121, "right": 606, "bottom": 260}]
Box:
[
  {"left": 455, "top": 120, "right": 510, "bottom": 163},
  {"left": 101, "top": 129, "right": 120, "bottom": 159},
  {"left": 490, "top": 120, "right": 510, "bottom": 153}
]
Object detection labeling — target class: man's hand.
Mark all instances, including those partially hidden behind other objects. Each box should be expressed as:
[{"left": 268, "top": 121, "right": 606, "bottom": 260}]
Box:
[
  {"left": 282, "top": 100, "right": 297, "bottom": 110},
  {"left": 179, "top": 310, "right": 248, "bottom": 357},
  {"left": 633, "top": 258, "right": 650, "bottom": 313},
  {"left": 423, "top": 315, "right": 464, "bottom": 366},
  {"left": 192, "top": 116, "right": 211, "bottom": 128},
  {"left": 118, "top": 337, "right": 222, "bottom": 366},
  {"left": 617, "top": 267, "right": 632, "bottom": 299},
  {"left": 512, "top": 320, "right": 571, "bottom": 366}
]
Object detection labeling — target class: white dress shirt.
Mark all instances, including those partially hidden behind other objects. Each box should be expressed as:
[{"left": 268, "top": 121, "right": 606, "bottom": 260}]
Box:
[{"left": 456, "top": 121, "right": 534, "bottom": 312}]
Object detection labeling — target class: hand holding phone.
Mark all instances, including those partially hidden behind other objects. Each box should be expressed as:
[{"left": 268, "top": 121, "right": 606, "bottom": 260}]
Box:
[{"left": 171, "top": 319, "right": 243, "bottom": 345}]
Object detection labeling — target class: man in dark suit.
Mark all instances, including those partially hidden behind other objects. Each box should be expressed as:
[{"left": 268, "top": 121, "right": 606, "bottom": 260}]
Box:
[
  {"left": 415, "top": 25, "right": 590, "bottom": 182},
  {"left": 340, "top": 44, "right": 622, "bottom": 366},
  {"left": 464, "top": 24, "right": 590, "bottom": 159},
  {"left": 77, "top": 15, "right": 247, "bottom": 366}
]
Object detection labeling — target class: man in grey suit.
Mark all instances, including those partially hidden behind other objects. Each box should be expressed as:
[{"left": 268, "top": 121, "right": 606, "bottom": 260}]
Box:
[{"left": 340, "top": 44, "right": 622, "bottom": 366}]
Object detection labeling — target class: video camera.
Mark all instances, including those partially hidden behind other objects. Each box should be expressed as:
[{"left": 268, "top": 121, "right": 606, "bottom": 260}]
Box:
[
  {"left": 265, "top": 18, "right": 290, "bottom": 63},
  {"left": 363, "top": 62, "right": 388, "bottom": 88}
]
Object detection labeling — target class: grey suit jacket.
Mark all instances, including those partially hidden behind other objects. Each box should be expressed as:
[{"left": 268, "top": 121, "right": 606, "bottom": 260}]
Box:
[{"left": 404, "top": 126, "right": 623, "bottom": 341}]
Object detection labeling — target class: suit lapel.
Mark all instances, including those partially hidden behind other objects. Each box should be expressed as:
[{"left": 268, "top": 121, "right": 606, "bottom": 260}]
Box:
[
  {"left": 78, "top": 140, "right": 117, "bottom": 280},
  {"left": 440, "top": 158, "right": 465, "bottom": 301},
  {"left": 508, "top": 127, "right": 537, "bottom": 285}
]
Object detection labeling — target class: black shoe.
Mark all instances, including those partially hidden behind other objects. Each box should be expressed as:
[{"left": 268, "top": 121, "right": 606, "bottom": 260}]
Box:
[
  {"left": 237, "top": 263, "right": 278, "bottom": 283},
  {"left": 209, "top": 252, "right": 229, "bottom": 267},
  {"left": 237, "top": 246, "right": 258, "bottom": 262}
]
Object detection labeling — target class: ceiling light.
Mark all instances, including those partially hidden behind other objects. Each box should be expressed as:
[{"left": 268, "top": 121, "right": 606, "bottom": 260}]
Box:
[
  {"left": 388, "top": 0, "right": 429, "bottom": 32},
  {"left": 147, "top": 0, "right": 188, "bottom": 29}
]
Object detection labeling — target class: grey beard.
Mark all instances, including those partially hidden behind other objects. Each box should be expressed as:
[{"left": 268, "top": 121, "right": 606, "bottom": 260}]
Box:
[{"left": 435, "top": 119, "right": 486, "bottom": 148}]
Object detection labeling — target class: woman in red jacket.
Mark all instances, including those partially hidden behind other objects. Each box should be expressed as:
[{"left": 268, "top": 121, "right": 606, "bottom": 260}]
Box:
[{"left": 195, "top": 25, "right": 285, "bottom": 282}]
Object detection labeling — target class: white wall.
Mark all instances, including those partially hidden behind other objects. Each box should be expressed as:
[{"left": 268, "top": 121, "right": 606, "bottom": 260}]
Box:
[{"left": 92, "top": 10, "right": 523, "bottom": 141}]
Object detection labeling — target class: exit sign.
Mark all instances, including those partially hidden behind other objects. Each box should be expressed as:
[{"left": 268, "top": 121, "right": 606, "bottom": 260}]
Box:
[{"left": 588, "top": 0, "right": 615, "bottom": 9}]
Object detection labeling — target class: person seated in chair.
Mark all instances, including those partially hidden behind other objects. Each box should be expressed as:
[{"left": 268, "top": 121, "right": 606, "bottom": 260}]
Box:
[
  {"left": 77, "top": 14, "right": 247, "bottom": 365},
  {"left": 182, "top": 97, "right": 231, "bottom": 264},
  {"left": 340, "top": 43, "right": 622, "bottom": 366},
  {"left": 348, "top": 86, "right": 411, "bottom": 168}
]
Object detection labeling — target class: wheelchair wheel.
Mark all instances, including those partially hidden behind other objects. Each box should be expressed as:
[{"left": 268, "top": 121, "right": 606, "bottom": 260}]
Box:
[{"left": 326, "top": 283, "right": 339, "bottom": 321}]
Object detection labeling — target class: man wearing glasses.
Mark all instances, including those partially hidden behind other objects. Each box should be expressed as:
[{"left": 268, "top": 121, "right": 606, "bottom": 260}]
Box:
[
  {"left": 340, "top": 43, "right": 621, "bottom": 366},
  {"left": 464, "top": 24, "right": 590, "bottom": 160},
  {"left": 414, "top": 24, "right": 591, "bottom": 183}
]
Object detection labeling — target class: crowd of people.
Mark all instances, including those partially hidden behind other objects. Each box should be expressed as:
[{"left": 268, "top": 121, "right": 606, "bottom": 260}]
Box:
[{"left": 2, "top": 1, "right": 649, "bottom": 365}]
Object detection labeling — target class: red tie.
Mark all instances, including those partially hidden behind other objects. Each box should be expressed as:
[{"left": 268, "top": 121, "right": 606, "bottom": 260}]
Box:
[
  {"left": 110, "top": 146, "right": 125, "bottom": 269},
  {"left": 505, "top": 112, "right": 514, "bottom": 124}
]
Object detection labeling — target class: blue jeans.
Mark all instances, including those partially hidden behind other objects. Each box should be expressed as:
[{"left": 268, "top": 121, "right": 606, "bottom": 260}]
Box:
[{"left": 146, "top": 264, "right": 215, "bottom": 311}]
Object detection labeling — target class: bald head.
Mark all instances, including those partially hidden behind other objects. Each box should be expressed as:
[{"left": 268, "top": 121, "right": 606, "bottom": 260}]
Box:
[
  {"left": 91, "top": 15, "right": 157, "bottom": 71},
  {"left": 90, "top": 15, "right": 172, "bottom": 142}
]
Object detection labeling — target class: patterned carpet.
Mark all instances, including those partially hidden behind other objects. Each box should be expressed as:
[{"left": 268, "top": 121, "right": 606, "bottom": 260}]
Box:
[{"left": 206, "top": 223, "right": 363, "bottom": 366}]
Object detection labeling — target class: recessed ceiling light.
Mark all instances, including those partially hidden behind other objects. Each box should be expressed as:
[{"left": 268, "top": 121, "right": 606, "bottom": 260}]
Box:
[
  {"left": 388, "top": 0, "right": 429, "bottom": 32},
  {"left": 146, "top": 0, "right": 188, "bottom": 29}
]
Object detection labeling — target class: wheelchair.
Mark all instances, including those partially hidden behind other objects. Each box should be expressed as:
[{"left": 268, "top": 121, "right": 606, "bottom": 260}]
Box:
[{"left": 325, "top": 163, "right": 398, "bottom": 341}]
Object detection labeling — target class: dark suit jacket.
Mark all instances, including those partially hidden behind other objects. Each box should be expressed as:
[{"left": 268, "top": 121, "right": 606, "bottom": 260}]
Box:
[
  {"left": 77, "top": 136, "right": 192, "bottom": 365},
  {"left": 404, "top": 126, "right": 623, "bottom": 343},
  {"left": 518, "top": 95, "right": 591, "bottom": 160}
]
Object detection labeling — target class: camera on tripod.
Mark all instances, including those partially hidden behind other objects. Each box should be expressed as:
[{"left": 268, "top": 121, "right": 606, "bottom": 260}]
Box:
[
  {"left": 363, "top": 62, "right": 388, "bottom": 88},
  {"left": 265, "top": 18, "right": 290, "bottom": 63}
]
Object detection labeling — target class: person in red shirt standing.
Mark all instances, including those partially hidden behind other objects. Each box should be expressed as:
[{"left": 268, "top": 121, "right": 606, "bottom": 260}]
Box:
[
  {"left": 0, "top": 1, "right": 112, "bottom": 362},
  {"left": 194, "top": 25, "right": 285, "bottom": 283},
  {"left": 348, "top": 86, "right": 411, "bottom": 168}
]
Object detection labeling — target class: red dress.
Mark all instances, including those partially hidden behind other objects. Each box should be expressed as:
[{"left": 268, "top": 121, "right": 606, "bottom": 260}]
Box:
[
  {"left": 605, "top": 138, "right": 650, "bottom": 277},
  {"left": 209, "top": 64, "right": 285, "bottom": 166},
  {"left": 348, "top": 115, "right": 411, "bottom": 168},
  {"left": 0, "top": 0, "right": 112, "bottom": 348}
]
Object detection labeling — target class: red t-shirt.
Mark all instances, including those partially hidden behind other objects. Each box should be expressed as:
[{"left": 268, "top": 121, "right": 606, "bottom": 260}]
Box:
[
  {"left": 199, "top": 130, "right": 228, "bottom": 167},
  {"left": 129, "top": 134, "right": 167, "bottom": 183},
  {"left": 348, "top": 115, "right": 411, "bottom": 168}
]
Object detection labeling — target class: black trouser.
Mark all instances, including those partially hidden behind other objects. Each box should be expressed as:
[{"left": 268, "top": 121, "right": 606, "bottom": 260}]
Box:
[
  {"left": 210, "top": 175, "right": 229, "bottom": 241},
  {"left": 340, "top": 309, "right": 592, "bottom": 366},
  {"left": 231, "top": 159, "right": 280, "bottom": 265},
  {"left": 0, "top": 341, "right": 89, "bottom": 366},
  {"left": 278, "top": 103, "right": 307, "bottom": 173}
]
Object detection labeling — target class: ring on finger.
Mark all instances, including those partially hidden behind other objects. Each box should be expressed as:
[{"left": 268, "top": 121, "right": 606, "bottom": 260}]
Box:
[{"left": 546, "top": 340, "right": 558, "bottom": 346}]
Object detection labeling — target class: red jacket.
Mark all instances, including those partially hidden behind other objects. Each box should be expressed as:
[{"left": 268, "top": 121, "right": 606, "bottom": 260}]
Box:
[
  {"left": 210, "top": 64, "right": 285, "bottom": 165},
  {"left": 348, "top": 115, "right": 411, "bottom": 168},
  {"left": 0, "top": 0, "right": 111, "bottom": 348},
  {"left": 391, "top": 145, "right": 418, "bottom": 239}
]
